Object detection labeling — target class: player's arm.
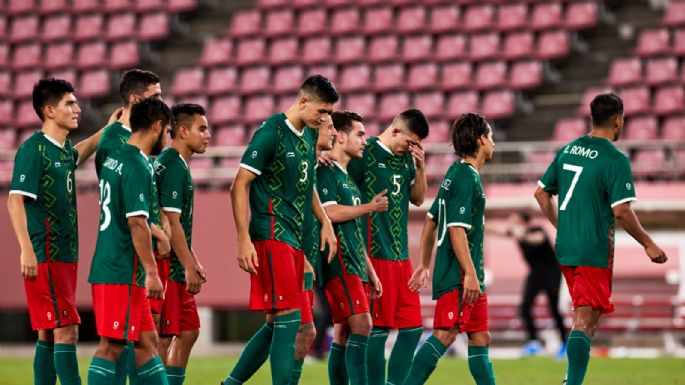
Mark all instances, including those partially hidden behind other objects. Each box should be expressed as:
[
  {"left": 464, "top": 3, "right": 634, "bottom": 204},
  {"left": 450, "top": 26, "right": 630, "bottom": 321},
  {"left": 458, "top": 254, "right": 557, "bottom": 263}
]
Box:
[
  {"left": 73, "top": 108, "right": 123, "bottom": 165},
  {"left": 166, "top": 212, "right": 206, "bottom": 293},
  {"left": 231, "top": 167, "right": 259, "bottom": 274},
  {"left": 612, "top": 203, "right": 667, "bottom": 264},
  {"left": 534, "top": 185, "right": 558, "bottom": 228},
  {"left": 408, "top": 216, "right": 437, "bottom": 292},
  {"left": 323, "top": 189, "right": 388, "bottom": 223},
  {"left": 7, "top": 194, "right": 37, "bottom": 280},
  {"left": 312, "top": 189, "right": 337, "bottom": 263},
  {"left": 449, "top": 226, "right": 480, "bottom": 305},
  {"left": 366, "top": 255, "right": 382, "bottom": 299},
  {"left": 409, "top": 142, "right": 427, "bottom": 206},
  {"left": 128, "top": 215, "right": 163, "bottom": 299}
]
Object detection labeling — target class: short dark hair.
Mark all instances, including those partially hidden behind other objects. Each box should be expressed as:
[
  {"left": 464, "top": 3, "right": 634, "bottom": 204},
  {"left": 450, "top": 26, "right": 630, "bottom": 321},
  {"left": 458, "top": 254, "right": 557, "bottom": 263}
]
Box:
[
  {"left": 171, "top": 103, "right": 206, "bottom": 139},
  {"left": 119, "top": 69, "right": 160, "bottom": 106},
  {"left": 331, "top": 110, "right": 363, "bottom": 134},
  {"left": 394, "top": 109, "right": 429, "bottom": 139},
  {"left": 130, "top": 98, "right": 172, "bottom": 133},
  {"left": 590, "top": 93, "right": 623, "bottom": 127},
  {"left": 299, "top": 74, "right": 340, "bottom": 104},
  {"left": 450, "top": 112, "right": 491, "bottom": 158},
  {"left": 32, "top": 78, "right": 75, "bottom": 122}
]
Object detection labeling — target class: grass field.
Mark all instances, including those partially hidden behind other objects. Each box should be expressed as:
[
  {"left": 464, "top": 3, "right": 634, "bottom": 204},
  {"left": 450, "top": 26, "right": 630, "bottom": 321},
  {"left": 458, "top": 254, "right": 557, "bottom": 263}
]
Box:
[{"left": 1, "top": 356, "right": 684, "bottom": 385}]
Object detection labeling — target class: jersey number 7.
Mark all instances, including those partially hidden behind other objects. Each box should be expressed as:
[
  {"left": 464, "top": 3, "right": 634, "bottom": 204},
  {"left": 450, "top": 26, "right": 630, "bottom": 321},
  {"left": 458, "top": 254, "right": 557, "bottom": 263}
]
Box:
[{"left": 560, "top": 163, "right": 583, "bottom": 211}]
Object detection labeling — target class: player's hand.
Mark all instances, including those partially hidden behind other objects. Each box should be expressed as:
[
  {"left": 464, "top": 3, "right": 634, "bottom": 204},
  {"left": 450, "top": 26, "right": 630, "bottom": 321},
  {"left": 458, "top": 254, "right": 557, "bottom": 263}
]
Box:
[
  {"left": 304, "top": 259, "right": 315, "bottom": 281},
  {"left": 185, "top": 263, "right": 205, "bottom": 295},
  {"left": 409, "top": 142, "right": 425, "bottom": 170},
  {"left": 462, "top": 273, "right": 480, "bottom": 305},
  {"left": 408, "top": 265, "right": 430, "bottom": 292},
  {"left": 20, "top": 248, "right": 38, "bottom": 280},
  {"left": 369, "top": 189, "right": 389, "bottom": 213},
  {"left": 155, "top": 236, "right": 171, "bottom": 259},
  {"left": 161, "top": 216, "right": 172, "bottom": 239},
  {"left": 321, "top": 220, "right": 337, "bottom": 264},
  {"left": 369, "top": 271, "right": 383, "bottom": 299},
  {"left": 645, "top": 242, "right": 667, "bottom": 264},
  {"left": 318, "top": 151, "right": 336, "bottom": 166},
  {"left": 107, "top": 107, "right": 124, "bottom": 125},
  {"left": 237, "top": 237, "right": 259, "bottom": 274},
  {"left": 145, "top": 272, "right": 164, "bottom": 300}
]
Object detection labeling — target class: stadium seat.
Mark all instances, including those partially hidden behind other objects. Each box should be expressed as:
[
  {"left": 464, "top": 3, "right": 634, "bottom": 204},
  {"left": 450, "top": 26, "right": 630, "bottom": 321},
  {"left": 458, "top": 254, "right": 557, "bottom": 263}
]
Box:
[
  {"left": 264, "top": 9, "right": 295, "bottom": 37},
  {"left": 199, "top": 38, "right": 233, "bottom": 67},
  {"left": 423, "top": 119, "right": 449, "bottom": 143},
  {"left": 497, "top": 3, "right": 528, "bottom": 32},
  {"left": 363, "top": 120, "right": 380, "bottom": 136},
  {"left": 297, "top": 9, "right": 327, "bottom": 36},
  {"left": 414, "top": 91, "right": 445, "bottom": 120},
  {"left": 308, "top": 64, "right": 338, "bottom": 83},
  {"left": 47, "top": 69, "right": 77, "bottom": 87},
  {"left": 78, "top": 69, "right": 111, "bottom": 98},
  {"left": 214, "top": 124, "right": 246, "bottom": 146},
  {"left": 76, "top": 42, "right": 107, "bottom": 69},
  {"left": 537, "top": 30, "right": 570, "bottom": 60},
  {"left": 136, "top": 0, "right": 166, "bottom": 13},
  {"left": 363, "top": 7, "right": 394, "bottom": 35},
  {"left": 396, "top": 6, "right": 426, "bottom": 34},
  {"left": 326, "top": 0, "right": 355, "bottom": 8},
  {"left": 176, "top": 95, "right": 208, "bottom": 110},
  {"left": 243, "top": 95, "right": 275, "bottom": 125},
  {"left": 0, "top": 16, "right": 6, "bottom": 41},
  {"left": 0, "top": 44, "right": 8, "bottom": 68},
  {"left": 107, "top": 13, "right": 136, "bottom": 41},
  {"left": 446, "top": 91, "right": 479, "bottom": 116},
  {"left": 42, "top": 0, "right": 68, "bottom": 13},
  {"left": 257, "top": 0, "right": 289, "bottom": 9},
  {"left": 373, "top": 63, "right": 405, "bottom": 92},
  {"left": 171, "top": 67, "right": 205, "bottom": 96},
  {"left": 0, "top": 127, "right": 16, "bottom": 148},
  {"left": 0, "top": 102, "right": 14, "bottom": 127},
  {"left": 74, "top": 14, "right": 104, "bottom": 42},
  {"left": 10, "top": 15, "right": 39, "bottom": 43},
  {"left": 292, "top": 0, "right": 319, "bottom": 8},
  {"left": 441, "top": 62, "right": 472, "bottom": 90},
  {"left": 428, "top": 5, "right": 461, "bottom": 34},
  {"left": 509, "top": 60, "right": 543, "bottom": 90},
  {"left": 339, "top": 64, "right": 371, "bottom": 92},
  {"left": 635, "top": 29, "right": 671, "bottom": 57},
  {"left": 104, "top": 0, "right": 132, "bottom": 13},
  {"left": 645, "top": 57, "right": 678, "bottom": 86},
  {"left": 672, "top": 29, "right": 685, "bottom": 56},
  {"left": 44, "top": 43, "right": 75, "bottom": 71},
  {"left": 276, "top": 94, "right": 297, "bottom": 113},
  {"left": 565, "top": 2, "right": 598, "bottom": 30},
  {"left": 474, "top": 61, "right": 507, "bottom": 90},
  {"left": 663, "top": 1, "right": 685, "bottom": 27},
  {"left": 206, "top": 67, "right": 238, "bottom": 96},
  {"left": 401, "top": 35, "right": 433, "bottom": 63},
  {"left": 481, "top": 90, "right": 515, "bottom": 119},
  {"left": 633, "top": 150, "right": 667, "bottom": 178},
  {"left": 273, "top": 65, "right": 304, "bottom": 94},
  {"left": 502, "top": 31, "right": 535, "bottom": 60},
  {"left": 653, "top": 86, "right": 685, "bottom": 116},
  {"left": 240, "top": 66, "right": 271, "bottom": 95},
  {"left": 209, "top": 96, "right": 242, "bottom": 125},
  {"left": 16, "top": 100, "right": 42, "bottom": 127},
  {"left": 378, "top": 92, "right": 410, "bottom": 121},
  {"left": 469, "top": 32, "right": 500, "bottom": 61},
  {"left": 662, "top": 116, "right": 685, "bottom": 140},
  {"left": 8, "top": 0, "right": 35, "bottom": 15},
  {"left": 138, "top": 13, "right": 169, "bottom": 41},
  {"left": 619, "top": 86, "right": 651, "bottom": 116},
  {"left": 530, "top": 3, "right": 562, "bottom": 31},
  {"left": 229, "top": 10, "right": 262, "bottom": 38},
  {"left": 73, "top": 0, "right": 99, "bottom": 14},
  {"left": 335, "top": 36, "right": 366, "bottom": 64},
  {"left": 624, "top": 116, "right": 658, "bottom": 140},
  {"left": 0, "top": 71, "right": 10, "bottom": 97},
  {"left": 407, "top": 63, "right": 438, "bottom": 91},
  {"left": 463, "top": 4, "right": 495, "bottom": 32},
  {"left": 12, "top": 43, "right": 42, "bottom": 70},
  {"left": 578, "top": 87, "right": 613, "bottom": 116},
  {"left": 368, "top": 36, "right": 398, "bottom": 63},
  {"left": 435, "top": 34, "right": 467, "bottom": 62},
  {"left": 42, "top": 15, "right": 71, "bottom": 42},
  {"left": 110, "top": 41, "right": 140, "bottom": 69},
  {"left": 269, "top": 37, "right": 299, "bottom": 65},
  {"left": 344, "top": 93, "right": 377, "bottom": 119},
  {"left": 607, "top": 58, "right": 643, "bottom": 87},
  {"left": 552, "top": 117, "right": 588, "bottom": 142},
  {"left": 330, "top": 9, "right": 360, "bottom": 36},
  {"left": 168, "top": 0, "right": 198, "bottom": 13},
  {"left": 235, "top": 38, "right": 266, "bottom": 66},
  {"left": 301, "top": 37, "right": 333, "bottom": 65}
]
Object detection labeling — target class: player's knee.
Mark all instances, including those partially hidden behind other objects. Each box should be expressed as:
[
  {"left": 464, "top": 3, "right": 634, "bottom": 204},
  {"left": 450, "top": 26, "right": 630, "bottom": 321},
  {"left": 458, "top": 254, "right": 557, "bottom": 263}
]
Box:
[
  {"left": 301, "top": 324, "right": 317, "bottom": 344},
  {"left": 467, "top": 331, "right": 490, "bottom": 346},
  {"left": 433, "top": 328, "right": 458, "bottom": 346},
  {"left": 54, "top": 325, "right": 79, "bottom": 344}
]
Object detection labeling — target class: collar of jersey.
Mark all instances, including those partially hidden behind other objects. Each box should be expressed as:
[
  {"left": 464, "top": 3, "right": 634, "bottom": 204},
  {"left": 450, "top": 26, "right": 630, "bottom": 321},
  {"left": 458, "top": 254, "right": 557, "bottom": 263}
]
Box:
[
  {"left": 121, "top": 122, "right": 132, "bottom": 132},
  {"left": 176, "top": 149, "right": 189, "bottom": 169},
  {"left": 460, "top": 159, "right": 479, "bottom": 175},
  {"left": 284, "top": 117, "right": 305, "bottom": 137},
  {"left": 375, "top": 138, "right": 395, "bottom": 156},
  {"left": 138, "top": 149, "right": 148, "bottom": 160},
  {"left": 42, "top": 132, "right": 65, "bottom": 149},
  {"left": 333, "top": 161, "right": 348, "bottom": 175}
]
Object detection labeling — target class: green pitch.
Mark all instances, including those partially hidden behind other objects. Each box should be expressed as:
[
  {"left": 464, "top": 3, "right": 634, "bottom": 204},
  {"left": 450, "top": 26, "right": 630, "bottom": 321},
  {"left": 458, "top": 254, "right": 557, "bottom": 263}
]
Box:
[{"left": 0, "top": 356, "right": 683, "bottom": 384}]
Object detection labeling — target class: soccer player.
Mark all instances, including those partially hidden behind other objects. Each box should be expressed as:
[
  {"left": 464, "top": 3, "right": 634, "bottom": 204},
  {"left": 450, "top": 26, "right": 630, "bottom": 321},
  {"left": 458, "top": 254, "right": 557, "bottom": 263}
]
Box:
[
  {"left": 87, "top": 98, "right": 172, "bottom": 385},
  {"left": 534, "top": 93, "right": 667, "bottom": 385},
  {"left": 7, "top": 78, "right": 103, "bottom": 385},
  {"left": 403, "top": 112, "right": 496, "bottom": 385},
  {"left": 318, "top": 111, "right": 386, "bottom": 385},
  {"left": 347, "top": 109, "right": 429, "bottom": 385},
  {"left": 154, "top": 103, "right": 210, "bottom": 385},
  {"left": 224, "top": 75, "right": 339, "bottom": 385}
]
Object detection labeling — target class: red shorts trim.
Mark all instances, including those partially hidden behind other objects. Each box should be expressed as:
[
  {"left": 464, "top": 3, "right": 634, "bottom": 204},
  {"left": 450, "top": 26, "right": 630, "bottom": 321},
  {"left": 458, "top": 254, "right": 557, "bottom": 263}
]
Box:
[
  {"left": 149, "top": 257, "right": 170, "bottom": 314},
  {"left": 249, "top": 240, "right": 304, "bottom": 311},
  {"left": 433, "top": 290, "right": 489, "bottom": 332},
  {"left": 301, "top": 289, "right": 314, "bottom": 324},
  {"left": 92, "top": 284, "right": 156, "bottom": 341},
  {"left": 159, "top": 281, "right": 200, "bottom": 336},
  {"left": 25, "top": 262, "right": 81, "bottom": 331},
  {"left": 325, "top": 274, "right": 370, "bottom": 324},
  {"left": 561, "top": 265, "right": 614, "bottom": 314},
  {"left": 369, "top": 258, "right": 423, "bottom": 328}
]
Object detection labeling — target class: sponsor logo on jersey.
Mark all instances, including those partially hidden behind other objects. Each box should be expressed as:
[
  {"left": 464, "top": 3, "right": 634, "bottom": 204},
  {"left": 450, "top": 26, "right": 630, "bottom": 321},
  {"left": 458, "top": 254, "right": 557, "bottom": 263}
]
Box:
[
  {"left": 378, "top": 163, "right": 386, "bottom": 168},
  {"left": 287, "top": 152, "right": 295, "bottom": 158},
  {"left": 54, "top": 162, "right": 62, "bottom": 168}
]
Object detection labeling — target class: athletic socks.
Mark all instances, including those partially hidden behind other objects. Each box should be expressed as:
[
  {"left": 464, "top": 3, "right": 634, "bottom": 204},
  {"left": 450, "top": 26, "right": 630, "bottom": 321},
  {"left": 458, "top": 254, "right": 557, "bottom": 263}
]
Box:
[
  {"left": 346, "top": 333, "right": 369, "bottom": 385},
  {"left": 289, "top": 359, "right": 304, "bottom": 385},
  {"left": 34, "top": 340, "right": 56, "bottom": 385},
  {"left": 270, "top": 311, "right": 302, "bottom": 385},
  {"left": 113, "top": 343, "right": 131, "bottom": 385},
  {"left": 402, "top": 336, "right": 447, "bottom": 385},
  {"left": 468, "top": 346, "right": 496, "bottom": 385},
  {"left": 328, "top": 343, "right": 348, "bottom": 385},
  {"left": 387, "top": 327, "right": 422, "bottom": 385},
  {"left": 166, "top": 366, "right": 186, "bottom": 385},
  {"left": 87, "top": 357, "right": 116, "bottom": 385},
  {"left": 127, "top": 341, "right": 138, "bottom": 385},
  {"left": 54, "top": 343, "right": 81, "bottom": 385},
  {"left": 137, "top": 356, "right": 168, "bottom": 385},
  {"left": 366, "top": 327, "right": 389, "bottom": 385},
  {"left": 565, "top": 330, "right": 592, "bottom": 385},
  {"left": 224, "top": 322, "right": 274, "bottom": 384}
]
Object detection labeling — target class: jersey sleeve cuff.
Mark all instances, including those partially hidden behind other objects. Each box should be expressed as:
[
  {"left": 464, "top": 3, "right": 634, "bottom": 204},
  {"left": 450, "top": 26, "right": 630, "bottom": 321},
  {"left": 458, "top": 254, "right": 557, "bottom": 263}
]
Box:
[
  {"left": 239, "top": 163, "right": 262, "bottom": 176},
  {"left": 162, "top": 207, "right": 182, "bottom": 213},
  {"left": 9, "top": 190, "right": 37, "bottom": 200},
  {"left": 426, "top": 212, "right": 434, "bottom": 219},
  {"left": 537, "top": 180, "right": 546, "bottom": 189},
  {"left": 321, "top": 201, "right": 337, "bottom": 208},
  {"left": 125, "top": 210, "right": 150, "bottom": 218},
  {"left": 446, "top": 222, "right": 472, "bottom": 230},
  {"left": 610, "top": 196, "right": 637, "bottom": 208}
]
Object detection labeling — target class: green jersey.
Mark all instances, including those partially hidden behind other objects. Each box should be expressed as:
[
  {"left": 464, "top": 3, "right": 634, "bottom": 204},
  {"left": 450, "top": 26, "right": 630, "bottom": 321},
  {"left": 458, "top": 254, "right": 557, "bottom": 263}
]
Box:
[
  {"left": 95, "top": 121, "right": 131, "bottom": 177},
  {"left": 317, "top": 162, "right": 368, "bottom": 284},
  {"left": 89, "top": 144, "right": 153, "bottom": 286},
  {"left": 240, "top": 113, "right": 316, "bottom": 250},
  {"left": 348, "top": 137, "right": 416, "bottom": 261},
  {"left": 539, "top": 135, "right": 636, "bottom": 269},
  {"left": 154, "top": 147, "right": 194, "bottom": 283},
  {"left": 428, "top": 162, "right": 486, "bottom": 299},
  {"left": 10, "top": 131, "right": 79, "bottom": 263}
]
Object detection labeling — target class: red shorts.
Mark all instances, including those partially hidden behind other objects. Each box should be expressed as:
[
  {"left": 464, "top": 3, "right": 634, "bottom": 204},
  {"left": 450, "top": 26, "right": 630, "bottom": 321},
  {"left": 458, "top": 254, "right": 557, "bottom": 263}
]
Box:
[
  {"left": 92, "top": 284, "right": 156, "bottom": 342},
  {"left": 25, "top": 262, "right": 81, "bottom": 331},
  {"left": 325, "top": 274, "right": 370, "bottom": 324},
  {"left": 561, "top": 265, "right": 614, "bottom": 314},
  {"left": 149, "top": 257, "right": 170, "bottom": 314},
  {"left": 249, "top": 240, "right": 304, "bottom": 312},
  {"left": 159, "top": 281, "right": 200, "bottom": 336},
  {"left": 434, "top": 290, "right": 489, "bottom": 333},
  {"left": 369, "top": 258, "right": 422, "bottom": 328},
  {"left": 301, "top": 289, "right": 314, "bottom": 324}
]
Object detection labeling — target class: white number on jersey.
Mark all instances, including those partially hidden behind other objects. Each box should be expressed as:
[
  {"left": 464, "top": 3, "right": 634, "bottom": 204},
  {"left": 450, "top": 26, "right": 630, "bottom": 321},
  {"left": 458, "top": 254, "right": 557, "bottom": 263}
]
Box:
[
  {"left": 436, "top": 198, "right": 448, "bottom": 247},
  {"left": 559, "top": 163, "right": 584, "bottom": 211},
  {"left": 299, "top": 160, "right": 309, "bottom": 183},
  {"left": 391, "top": 174, "right": 402, "bottom": 195},
  {"left": 98, "top": 180, "right": 112, "bottom": 231}
]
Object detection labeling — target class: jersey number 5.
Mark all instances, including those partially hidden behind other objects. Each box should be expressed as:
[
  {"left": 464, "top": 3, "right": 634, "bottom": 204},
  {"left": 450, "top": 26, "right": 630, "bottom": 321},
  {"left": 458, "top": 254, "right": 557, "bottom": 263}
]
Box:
[
  {"left": 560, "top": 163, "right": 583, "bottom": 211},
  {"left": 98, "top": 180, "right": 112, "bottom": 231}
]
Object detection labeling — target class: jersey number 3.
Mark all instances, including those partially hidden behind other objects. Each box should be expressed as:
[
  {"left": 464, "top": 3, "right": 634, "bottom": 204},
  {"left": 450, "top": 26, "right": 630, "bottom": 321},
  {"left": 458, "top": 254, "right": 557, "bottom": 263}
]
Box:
[{"left": 560, "top": 163, "right": 583, "bottom": 211}]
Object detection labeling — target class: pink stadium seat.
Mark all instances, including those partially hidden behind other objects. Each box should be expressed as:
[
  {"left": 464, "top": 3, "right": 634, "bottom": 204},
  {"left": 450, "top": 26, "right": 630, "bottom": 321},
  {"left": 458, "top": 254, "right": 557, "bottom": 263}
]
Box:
[
  {"left": 264, "top": 9, "right": 295, "bottom": 37},
  {"left": 139, "top": 13, "right": 169, "bottom": 41},
  {"left": 577, "top": 87, "right": 612, "bottom": 116},
  {"left": 662, "top": 116, "right": 685, "bottom": 140},
  {"left": 469, "top": 32, "right": 500, "bottom": 61},
  {"left": 502, "top": 31, "right": 535, "bottom": 60},
  {"left": 14, "top": 70, "right": 43, "bottom": 100},
  {"left": 76, "top": 41, "right": 107, "bottom": 69},
  {"left": 0, "top": 72, "right": 10, "bottom": 97},
  {"left": 240, "top": 66, "right": 271, "bottom": 94},
  {"left": 447, "top": 91, "right": 479, "bottom": 116},
  {"left": 276, "top": 94, "right": 296, "bottom": 113},
  {"left": 407, "top": 63, "right": 438, "bottom": 91},
  {"left": 229, "top": 10, "right": 262, "bottom": 38},
  {"left": 428, "top": 5, "right": 461, "bottom": 34},
  {"left": 633, "top": 150, "right": 666, "bottom": 177},
  {"left": 73, "top": 0, "right": 99, "bottom": 14},
  {"left": 653, "top": 86, "right": 685, "bottom": 116},
  {"left": 16, "top": 100, "right": 42, "bottom": 127},
  {"left": 344, "top": 93, "right": 377, "bottom": 119},
  {"left": 326, "top": 0, "right": 355, "bottom": 8},
  {"left": 335, "top": 36, "right": 366, "bottom": 64},
  {"left": 257, "top": 0, "right": 288, "bottom": 9},
  {"left": 214, "top": 124, "right": 246, "bottom": 146},
  {"left": 396, "top": 6, "right": 426, "bottom": 34},
  {"left": 199, "top": 38, "right": 233, "bottom": 67},
  {"left": 552, "top": 118, "right": 587, "bottom": 142},
  {"left": 497, "top": 4, "right": 528, "bottom": 32},
  {"left": 206, "top": 67, "right": 238, "bottom": 96},
  {"left": 624, "top": 116, "right": 658, "bottom": 140},
  {"left": 0, "top": 16, "right": 6, "bottom": 41},
  {"left": 646, "top": 58, "right": 678, "bottom": 86},
  {"left": 292, "top": 0, "right": 318, "bottom": 8},
  {"left": 104, "top": 0, "right": 132, "bottom": 13},
  {"left": 12, "top": 44, "right": 42, "bottom": 70},
  {"left": 209, "top": 96, "right": 242, "bottom": 125},
  {"left": 474, "top": 61, "right": 507, "bottom": 90},
  {"left": 368, "top": 36, "right": 398, "bottom": 63},
  {"left": 537, "top": 30, "right": 570, "bottom": 60},
  {"left": 663, "top": 1, "right": 685, "bottom": 27},
  {"left": 47, "top": 69, "right": 77, "bottom": 86},
  {"left": 509, "top": 60, "right": 543, "bottom": 90},
  {"left": 172, "top": 68, "right": 205, "bottom": 97},
  {"left": 41, "top": 0, "right": 68, "bottom": 14},
  {"left": 339, "top": 64, "right": 371, "bottom": 92},
  {"left": 235, "top": 38, "right": 266, "bottom": 66},
  {"left": 301, "top": 37, "right": 332, "bottom": 65},
  {"left": 0, "top": 127, "right": 16, "bottom": 148},
  {"left": 363, "top": 7, "right": 394, "bottom": 35},
  {"left": 107, "top": 13, "right": 136, "bottom": 41},
  {"left": 0, "top": 101, "right": 13, "bottom": 126},
  {"left": 378, "top": 92, "right": 410, "bottom": 121},
  {"left": 526, "top": 151, "right": 555, "bottom": 169},
  {"left": 175, "top": 94, "right": 209, "bottom": 109},
  {"left": 441, "top": 62, "right": 472, "bottom": 90},
  {"left": 414, "top": 91, "right": 445, "bottom": 120},
  {"left": 607, "top": 58, "right": 643, "bottom": 87},
  {"left": 297, "top": 9, "right": 327, "bottom": 36},
  {"left": 44, "top": 43, "right": 75, "bottom": 71},
  {"left": 243, "top": 95, "right": 275, "bottom": 125},
  {"left": 74, "top": 14, "right": 104, "bottom": 42},
  {"left": 110, "top": 41, "right": 139, "bottom": 69},
  {"left": 10, "top": 15, "right": 39, "bottom": 43},
  {"left": 481, "top": 90, "right": 515, "bottom": 120},
  {"left": 136, "top": 0, "right": 165, "bottom": 13},
  {"left": 331, "top": 9, "right": 360, "bottom": 36},
  {"left": 401, "top": 35, "right": 433, "bottom": 63},
  {"left": 635, "top": 29, "right": 670, "bottom": 57},
  {"left": 373, "top": 63, "right": 405, "bottom": 92},
  {"left": 463, "top": 4, "right": 495, "bottom": 32},
  {"left": 8, "top": 0, "right": 35, "bottom": 15},
  {"left": 273, "top": 65, "right": 304, "bottom": 94},
  {"left": 363, "top": 120, "right": 380, "bottom": 136},
  {"left": 0, "top": 44, "right": 9, "bottom": 68},
  {"left": 435, "top": 34, "right": 467, "bottom": 62},
  {"left": 423, "top": 120, "right": 449, "bottom": 143},
  {"left": 672, "top": 29, "right": 685, "bottom": 56},
  {"left": 168, "top": 0, "right": 198, "bottom": 13},
  {"left": 308, "top": 64, "right": 338, "bottom": 83},
  {"left": 619, "top": 86, "right": 651, "bottom": 116},
  {"left": 269, "top": 37, "right": 299, "bottom": 65},
  {"left": 566, "top": 2, "right": 598, "bottom": 30},
  {"left": 530, "top": 3, "right": 562, "bottom": 31},
  {"left": 78, "top": 69, "right": 110, "bottom": 98},
  {"left": 42, "top": 15, "right": 71, "bottom": 42}
]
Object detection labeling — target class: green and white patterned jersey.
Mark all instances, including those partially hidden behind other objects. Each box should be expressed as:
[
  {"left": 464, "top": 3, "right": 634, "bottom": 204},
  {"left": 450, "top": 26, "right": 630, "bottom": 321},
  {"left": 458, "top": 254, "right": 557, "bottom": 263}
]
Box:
[
  {"left": 239, "top": 113, "right": 316, "bottom": 250},
  {"left": 301, "top": 165, "right": 320, "bottom": 268},
  {"left": 95, "top": 121, "right": 131, "bottom": 177},
  {"left": 154, "top": 147, "right": 194, "bottom": 283},
  {"left": 539, "top": 135, "right": 636, "bottom": 269},
  {"left": 89, "top": 144, "right": 153, "bottom": 286},
  {"left": 348, "top": 137, "right": 416, "bottom": 261},
  {"left": 428, "top": 162, "right": 486, "bottom": 299},
  {"left": 10, "top": 131, "right": 79, "bottom": 263},
  {"left": 317, "top": 162, "right": 368, "bottom": 284}
]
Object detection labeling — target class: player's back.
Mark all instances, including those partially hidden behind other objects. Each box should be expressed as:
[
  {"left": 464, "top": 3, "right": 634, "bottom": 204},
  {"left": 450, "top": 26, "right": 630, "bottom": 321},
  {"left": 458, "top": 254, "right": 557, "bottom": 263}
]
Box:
[{"left": 95, "top": 121, "right": 131, "bottom": 177}]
